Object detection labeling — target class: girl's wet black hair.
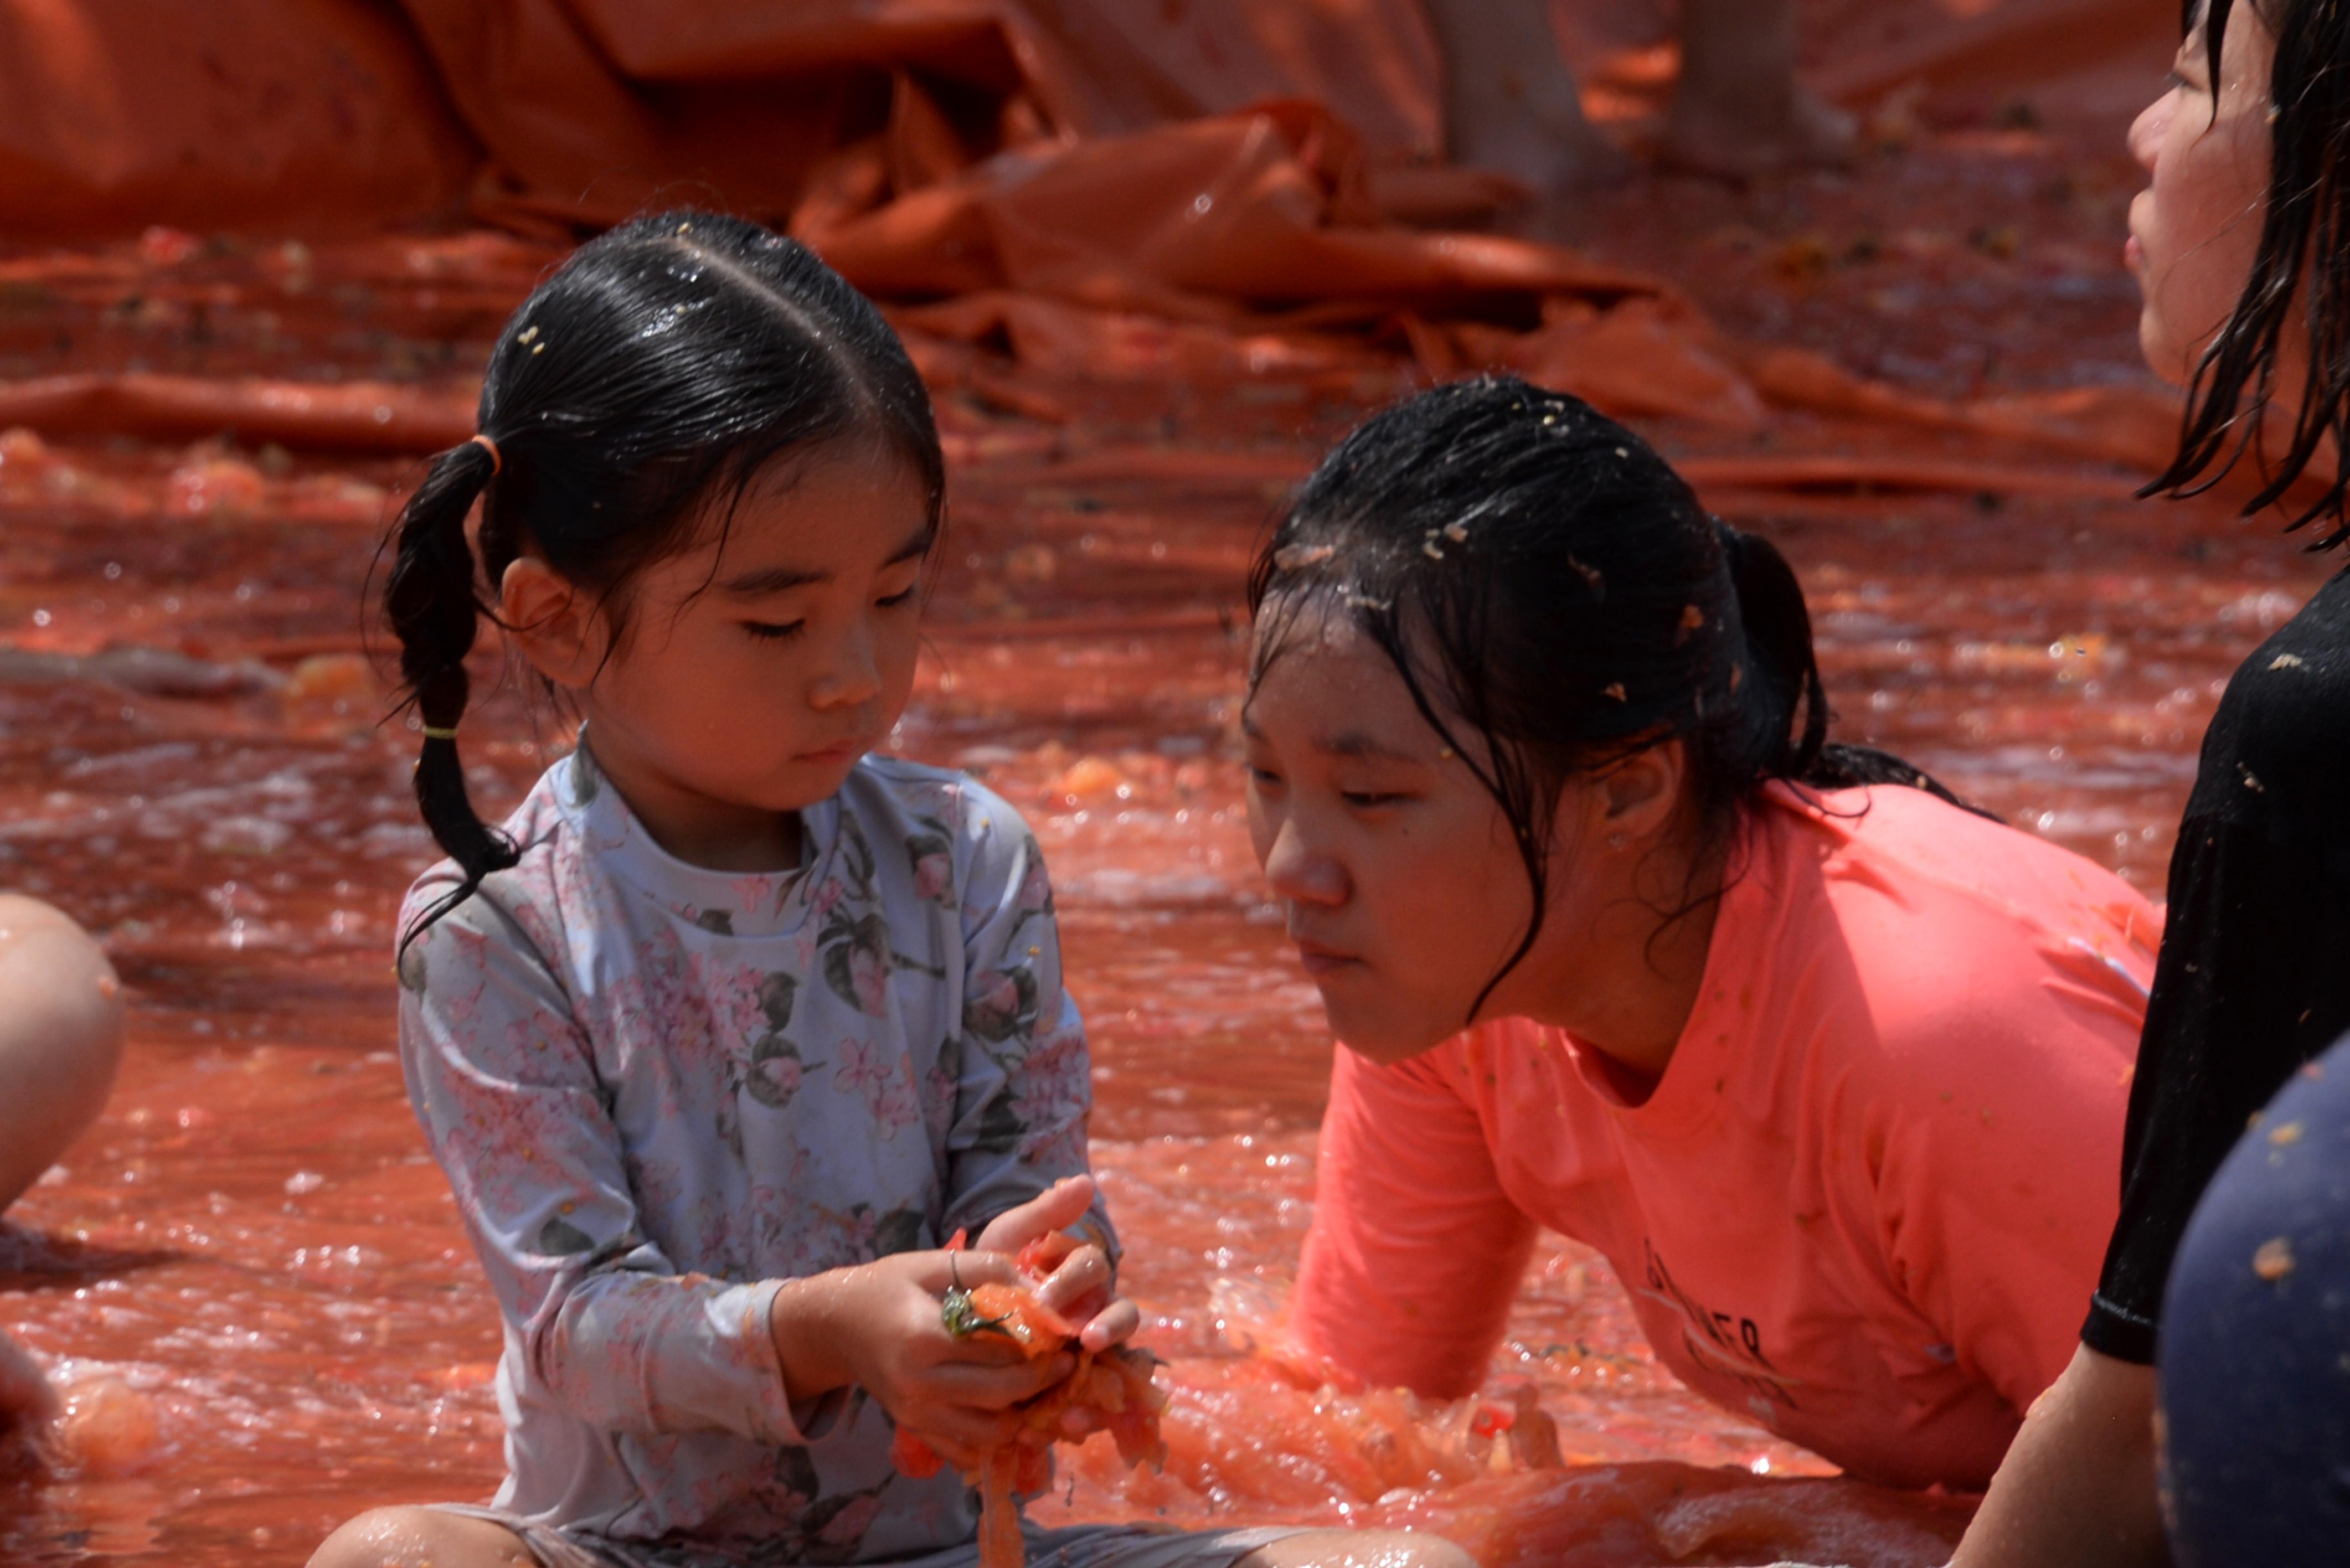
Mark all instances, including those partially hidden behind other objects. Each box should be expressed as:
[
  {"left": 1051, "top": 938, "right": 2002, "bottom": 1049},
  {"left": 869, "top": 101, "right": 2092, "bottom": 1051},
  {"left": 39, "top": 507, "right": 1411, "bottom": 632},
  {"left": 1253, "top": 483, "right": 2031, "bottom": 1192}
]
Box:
[
  {"left": 2152, "top": 0, "right": 2350, "bottom": 540},
  {"left": 1246, "top": 376, "right": 1976, "bottom": 1018},
  {"left": 386, "top": 211, "right": 943, "bottom": 946}
]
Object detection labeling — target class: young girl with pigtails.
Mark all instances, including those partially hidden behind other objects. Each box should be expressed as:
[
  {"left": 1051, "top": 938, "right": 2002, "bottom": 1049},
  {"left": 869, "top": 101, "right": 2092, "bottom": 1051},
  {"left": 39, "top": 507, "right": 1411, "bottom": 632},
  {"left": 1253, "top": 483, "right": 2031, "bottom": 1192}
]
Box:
[{"left": 308, "top": 214, "right": 1461, "bottom": 1568}]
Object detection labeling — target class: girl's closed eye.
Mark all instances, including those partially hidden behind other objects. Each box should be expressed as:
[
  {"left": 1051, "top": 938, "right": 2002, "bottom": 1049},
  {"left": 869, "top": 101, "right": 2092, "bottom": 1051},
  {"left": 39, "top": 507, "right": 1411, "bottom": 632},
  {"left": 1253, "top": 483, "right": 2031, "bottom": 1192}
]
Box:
[
  {"left": 1340, "top": 789, "right": 1411, "bottom": 809},
  {"left": 742, "top": 618, "right": 805, "bottom": 642}
]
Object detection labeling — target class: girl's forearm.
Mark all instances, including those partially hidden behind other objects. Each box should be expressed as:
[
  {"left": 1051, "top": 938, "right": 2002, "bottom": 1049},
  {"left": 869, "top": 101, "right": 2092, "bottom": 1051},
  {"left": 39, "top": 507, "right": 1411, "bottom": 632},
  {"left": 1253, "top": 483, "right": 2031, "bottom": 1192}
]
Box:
[{"left": 509, "top": 1265, "right": 818, "bottom": 1442}]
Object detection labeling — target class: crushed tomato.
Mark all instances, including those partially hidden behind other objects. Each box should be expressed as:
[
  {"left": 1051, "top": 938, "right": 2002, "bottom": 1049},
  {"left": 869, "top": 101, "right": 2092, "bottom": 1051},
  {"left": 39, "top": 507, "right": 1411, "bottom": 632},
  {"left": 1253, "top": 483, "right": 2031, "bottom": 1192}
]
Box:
[{"left": 893, "top": 1239, "right": 1171, "bottom": 1568}]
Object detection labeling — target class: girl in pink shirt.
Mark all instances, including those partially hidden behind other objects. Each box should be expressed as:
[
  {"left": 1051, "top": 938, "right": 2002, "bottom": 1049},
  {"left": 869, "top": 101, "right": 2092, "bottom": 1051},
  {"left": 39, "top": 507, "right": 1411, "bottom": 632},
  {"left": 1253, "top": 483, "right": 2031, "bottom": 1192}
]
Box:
[{"left": 1244, "top": 376, "right": 2156, "bottom": 1491}]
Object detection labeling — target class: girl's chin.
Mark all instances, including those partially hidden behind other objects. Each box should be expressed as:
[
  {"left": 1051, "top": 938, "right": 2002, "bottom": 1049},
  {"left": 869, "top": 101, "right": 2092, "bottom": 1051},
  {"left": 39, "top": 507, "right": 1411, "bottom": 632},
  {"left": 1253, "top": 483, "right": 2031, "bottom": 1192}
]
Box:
[
  {"left": 2135, "top": 308, "right": 2201, "bottom": 391},
  {"left": 1322, "top": 1003, "right": 1452, "bottom": 1066},
  {"left": 2138, "top": 338, "right": 2180, "bottom": 390},
  {"left": 746, "top": 751, "right": 864, "bottom": 800}
]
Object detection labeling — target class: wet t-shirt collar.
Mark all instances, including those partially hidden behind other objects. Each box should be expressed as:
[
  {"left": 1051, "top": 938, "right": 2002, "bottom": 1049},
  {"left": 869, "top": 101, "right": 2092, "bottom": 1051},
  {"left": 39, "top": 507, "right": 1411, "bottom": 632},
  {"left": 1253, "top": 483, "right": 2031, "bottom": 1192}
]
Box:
[{"left": 553, "top": 739, "right": 843, "bottom": 939}]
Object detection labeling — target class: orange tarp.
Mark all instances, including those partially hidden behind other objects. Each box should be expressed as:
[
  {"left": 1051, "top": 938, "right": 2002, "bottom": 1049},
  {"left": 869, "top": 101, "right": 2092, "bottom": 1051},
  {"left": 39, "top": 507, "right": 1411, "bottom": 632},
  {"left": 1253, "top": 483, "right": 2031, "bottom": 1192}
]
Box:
[
  {"left": 402, "top": 0, "right": 1449, "bottom": 230},
  {"left": 0, "top": 0, "right": 2181, "bottom": 477},
  {"left": 2, "top": 0, "right": 2169, "bottom": 241},
  {"left": 0, "top": 0, "right": 477, "bottom": 236}
]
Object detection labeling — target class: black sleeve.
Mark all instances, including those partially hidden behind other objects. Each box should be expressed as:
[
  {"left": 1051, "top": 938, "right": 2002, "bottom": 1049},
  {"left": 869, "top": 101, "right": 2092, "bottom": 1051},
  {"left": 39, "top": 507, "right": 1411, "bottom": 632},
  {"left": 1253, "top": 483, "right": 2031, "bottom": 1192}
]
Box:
[{"left": 2083, "top": 813, "right": 2350, "bottom": 1363}]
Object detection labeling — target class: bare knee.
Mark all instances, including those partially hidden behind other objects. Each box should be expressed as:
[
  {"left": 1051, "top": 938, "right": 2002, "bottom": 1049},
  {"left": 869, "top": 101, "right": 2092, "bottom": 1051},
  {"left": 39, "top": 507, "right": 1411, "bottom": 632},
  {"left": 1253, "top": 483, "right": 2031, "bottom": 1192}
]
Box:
[
  {"left": 1244, "top": 1528, "right": 1477, "bottom": 1568},
  {"left": 308, "top": 1507, "right": 537, "bottom": 1568},
  {"left": 0, "top": 896, "right": 125, "bottom": 1210}
]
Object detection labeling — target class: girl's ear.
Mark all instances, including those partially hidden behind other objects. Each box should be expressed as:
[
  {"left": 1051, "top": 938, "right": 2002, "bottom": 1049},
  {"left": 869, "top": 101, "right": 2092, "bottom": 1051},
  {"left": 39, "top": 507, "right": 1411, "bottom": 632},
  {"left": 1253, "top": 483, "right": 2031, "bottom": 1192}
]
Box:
[
  {"left": 501, "top": 556, "right": 605, "bottom": 689},
  {"left": 1596, "top": 739, "right": 1688, "bottom": 848}
]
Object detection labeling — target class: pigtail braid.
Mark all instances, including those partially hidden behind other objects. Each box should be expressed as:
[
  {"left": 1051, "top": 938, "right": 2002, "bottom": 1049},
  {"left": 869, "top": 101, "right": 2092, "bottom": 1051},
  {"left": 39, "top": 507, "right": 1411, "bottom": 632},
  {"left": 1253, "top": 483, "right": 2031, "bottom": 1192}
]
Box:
[{"left": 386, "top": 437, "right": 520, "bottom": 944}]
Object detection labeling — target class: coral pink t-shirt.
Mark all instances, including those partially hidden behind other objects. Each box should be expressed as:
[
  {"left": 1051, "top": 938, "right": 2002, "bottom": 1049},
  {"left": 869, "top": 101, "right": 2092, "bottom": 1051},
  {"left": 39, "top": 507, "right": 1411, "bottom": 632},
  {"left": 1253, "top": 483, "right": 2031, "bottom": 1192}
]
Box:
[{"left": 1293, "top": 783, "right": 2158, "bottom": 1490}]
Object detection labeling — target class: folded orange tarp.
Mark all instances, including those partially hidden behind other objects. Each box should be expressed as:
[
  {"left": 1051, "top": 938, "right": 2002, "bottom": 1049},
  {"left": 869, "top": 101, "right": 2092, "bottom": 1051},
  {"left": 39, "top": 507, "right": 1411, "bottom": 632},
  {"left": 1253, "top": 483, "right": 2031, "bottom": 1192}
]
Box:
[
  {"left": 0, "top": 0, "right": 476, "bottom": 238},
  {"left": 0, "top": 0, "right": 2182, "bottom": 478},
  {"left": 0, "top": 0, "right": 2176, "bottom": 240},
  {"left": 394, "top": 0, "right": 2172, "bottom": 233},
  {"left": 397, "top": 0, "right": 1445, "bottom": 231},
  {"left": 806, "top": 102, "right": 1660, "bottom": 312}
]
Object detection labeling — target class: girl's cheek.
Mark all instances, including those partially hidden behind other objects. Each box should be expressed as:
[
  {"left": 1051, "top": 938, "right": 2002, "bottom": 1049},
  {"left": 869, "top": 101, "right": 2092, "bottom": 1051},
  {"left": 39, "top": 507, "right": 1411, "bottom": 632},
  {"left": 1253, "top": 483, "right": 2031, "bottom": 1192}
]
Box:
[{"left": 1242, "top": 787, "right": 1276, "bottom": 866}]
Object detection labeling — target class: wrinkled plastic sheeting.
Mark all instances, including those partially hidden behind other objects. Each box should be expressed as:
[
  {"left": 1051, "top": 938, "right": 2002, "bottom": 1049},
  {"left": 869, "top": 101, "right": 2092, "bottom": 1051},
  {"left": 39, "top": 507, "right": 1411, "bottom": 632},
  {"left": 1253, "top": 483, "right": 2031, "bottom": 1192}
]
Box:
[
  {"left": 400, "top": 0, "right": 1447, "bottom": 230},
  {"left": 0, "top": 0, "right": 2173, "bottom": 240},
  {"left": 0, "top": 0, "right": 477, "bottom": 238},
  {"left": 0, "top": 0, "right": 2186, "bottom": 463}
]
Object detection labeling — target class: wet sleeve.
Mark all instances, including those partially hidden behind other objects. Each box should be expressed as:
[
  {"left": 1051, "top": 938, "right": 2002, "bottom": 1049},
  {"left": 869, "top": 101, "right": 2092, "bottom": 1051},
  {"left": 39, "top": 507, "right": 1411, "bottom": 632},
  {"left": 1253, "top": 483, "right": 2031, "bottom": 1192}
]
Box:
[
  {"left": 936, "top": 782, "right": 1114, "bottom": 1256},
  {"left": 395, "top": 890, "right": 822, "bottom": 1445},
  {"left": 1291, "top": 1044, "right": 1538, "bottom": 1400},
  {"left": 2085, "top": 816, "right": 2350, "bottom": 1364}
]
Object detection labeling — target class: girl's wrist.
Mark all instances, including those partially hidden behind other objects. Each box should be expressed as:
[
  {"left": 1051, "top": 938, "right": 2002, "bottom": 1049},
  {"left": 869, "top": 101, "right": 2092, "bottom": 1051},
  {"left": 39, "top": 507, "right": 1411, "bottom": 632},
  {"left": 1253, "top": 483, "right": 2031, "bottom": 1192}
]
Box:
[{"left": 768, "top": 1272, "right": 857, "bottom": 1404}]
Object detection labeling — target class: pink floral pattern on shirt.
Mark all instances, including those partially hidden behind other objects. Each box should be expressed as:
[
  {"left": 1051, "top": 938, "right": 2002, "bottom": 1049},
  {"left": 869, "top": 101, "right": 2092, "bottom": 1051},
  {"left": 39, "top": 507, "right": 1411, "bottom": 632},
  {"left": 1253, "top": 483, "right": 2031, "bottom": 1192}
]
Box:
[{"left": 395, "top": 746, "right": 1104, "bottom": 1560}]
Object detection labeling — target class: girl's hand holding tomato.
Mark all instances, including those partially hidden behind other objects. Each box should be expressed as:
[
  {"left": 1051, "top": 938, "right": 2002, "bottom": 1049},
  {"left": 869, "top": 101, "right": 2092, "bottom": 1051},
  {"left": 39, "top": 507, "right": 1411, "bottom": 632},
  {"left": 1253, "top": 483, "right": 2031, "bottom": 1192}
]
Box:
[
  {"left": 885, "top": 1185, "right": 1171, "bottom": 1568},
  {"left": 769, "top": 1249, "right": 1075, "bottom": 1474},
  {"left": 766, "top": 1174, "right": 1142, "bottom": 1473},
  {"left": 972, "top": 1174, "right": 1137, "bottom": 1357},
  {"left": 973, "top": 1175, "right": 1145, "bottom": 1442}
]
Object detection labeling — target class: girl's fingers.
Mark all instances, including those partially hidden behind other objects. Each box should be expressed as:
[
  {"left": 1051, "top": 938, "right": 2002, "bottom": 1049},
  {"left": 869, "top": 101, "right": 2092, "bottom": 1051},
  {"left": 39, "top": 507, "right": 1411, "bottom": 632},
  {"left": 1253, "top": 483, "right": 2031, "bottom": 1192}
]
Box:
[
  {"left": 925, "top": 1328, "right": 1031, "bottom": 1368},
  {"left": 908, "top": 1247, "right": 1020, "bottom": 1298},
  {"left": 1035, "top": 1246, "right": 1110, "bottom": 1314},
  {"left": 1076, "top": 1297, "right": 1141, "bottom": 1352},
  {"left": 905, "top": 1407, "right": 1013, "bottom": 1469},
  {"left": 926, "top": 1352, "right": 1076, "bottom": 1409},
  {"left": 973, "top": 1175, "right": 1095, "bottom": 1253}
]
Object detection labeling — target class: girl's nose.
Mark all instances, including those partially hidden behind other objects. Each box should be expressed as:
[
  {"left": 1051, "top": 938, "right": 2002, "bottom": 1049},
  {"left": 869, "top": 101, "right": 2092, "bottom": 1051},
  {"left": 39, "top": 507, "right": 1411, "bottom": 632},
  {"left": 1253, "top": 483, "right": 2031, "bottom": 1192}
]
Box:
[
  {"left": 2127, "top": 88, "right": 2173, "bottom": 176},
  {"left": 810, "top": 620, "right": 882, "bottom": 710},
  {"left": 1262, "top": 818, "right": 1347, "bottom": 909}
]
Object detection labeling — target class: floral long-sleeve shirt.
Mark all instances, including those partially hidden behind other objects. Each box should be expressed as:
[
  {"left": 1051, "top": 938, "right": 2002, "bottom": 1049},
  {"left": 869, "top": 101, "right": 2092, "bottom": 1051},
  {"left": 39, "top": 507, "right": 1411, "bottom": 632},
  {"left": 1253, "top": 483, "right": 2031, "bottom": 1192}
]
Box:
[{"left": 394, "top": 744, "right": 1104, "bottom": 1561}]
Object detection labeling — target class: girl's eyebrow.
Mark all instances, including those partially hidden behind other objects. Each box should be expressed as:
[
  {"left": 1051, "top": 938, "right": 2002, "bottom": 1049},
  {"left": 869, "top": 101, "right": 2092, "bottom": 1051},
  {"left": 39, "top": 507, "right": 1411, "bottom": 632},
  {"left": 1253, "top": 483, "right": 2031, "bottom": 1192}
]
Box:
[
  {"left": 1320, "top": 730, "right": 1425, "bottom": 763},
  {"left": 723, "top": 563, "right": 826, "bottom": 595},
  {"left": 722, "top": 522, "right": 937, "bottom": 595},
  {"left": 1240, "top": 711, "right": 1425, "bottom": 763},
  {"left": 884, "top": 520, "right": 940, "bottom": 567}
]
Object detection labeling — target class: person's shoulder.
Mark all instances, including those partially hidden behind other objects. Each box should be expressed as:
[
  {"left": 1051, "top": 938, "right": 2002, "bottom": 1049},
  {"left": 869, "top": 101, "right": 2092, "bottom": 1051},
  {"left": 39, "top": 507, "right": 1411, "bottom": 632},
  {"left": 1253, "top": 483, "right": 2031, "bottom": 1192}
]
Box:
[
  {"left": 1764, "top": 785, "right": 2151, "bottom": 1083},
  {"left": 2225, "top": 577, "right": 2350, "bottom": 714},
  {"left": 2198, "top": 569, "right": 2350, "bottom": 808},
  {"left": 844, "top": 755, "right": 1034, "bottom": 843},
  {"left": 1796, "top": 782, "right": 2146, "bottom": 926},
  {"left": 393, "top": 761, "right": 576, "bottom": 977},
  {"left": 839, "top": 755, "right": 1045, "bottom": 911}
]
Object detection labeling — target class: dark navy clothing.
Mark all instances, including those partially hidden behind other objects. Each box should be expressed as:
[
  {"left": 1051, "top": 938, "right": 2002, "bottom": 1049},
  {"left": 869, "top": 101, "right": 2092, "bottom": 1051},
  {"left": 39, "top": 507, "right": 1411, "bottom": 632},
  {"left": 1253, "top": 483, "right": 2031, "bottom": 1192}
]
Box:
[
  {"left": 2158, "top": 1029, "right": 2350, "bottom": 1565},
  {"left": 2086, "top": 566, "right": 2350, "bottom": 1363}
]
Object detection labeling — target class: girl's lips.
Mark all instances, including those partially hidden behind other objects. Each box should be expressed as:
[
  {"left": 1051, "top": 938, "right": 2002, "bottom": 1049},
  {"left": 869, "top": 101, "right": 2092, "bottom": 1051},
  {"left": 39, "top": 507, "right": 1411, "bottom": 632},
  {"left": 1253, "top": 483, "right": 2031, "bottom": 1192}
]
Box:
[
  {"left": 1293, "top": 941, "right": 1359, "bottom": 977},
  {"left": 796, "top": 737, "right": 871, "bottom": 764},
  {"left": 2124, "top": 231, "right": 2143, "bottom": 271}
]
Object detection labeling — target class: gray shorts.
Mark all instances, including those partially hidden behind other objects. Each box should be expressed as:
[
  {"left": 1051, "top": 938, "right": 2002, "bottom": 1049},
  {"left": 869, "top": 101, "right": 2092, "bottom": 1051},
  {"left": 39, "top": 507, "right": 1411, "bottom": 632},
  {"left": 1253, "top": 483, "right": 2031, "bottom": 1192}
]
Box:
[{"left": 430, "top": 1504, "right": 1306, "bottom": 1568}]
